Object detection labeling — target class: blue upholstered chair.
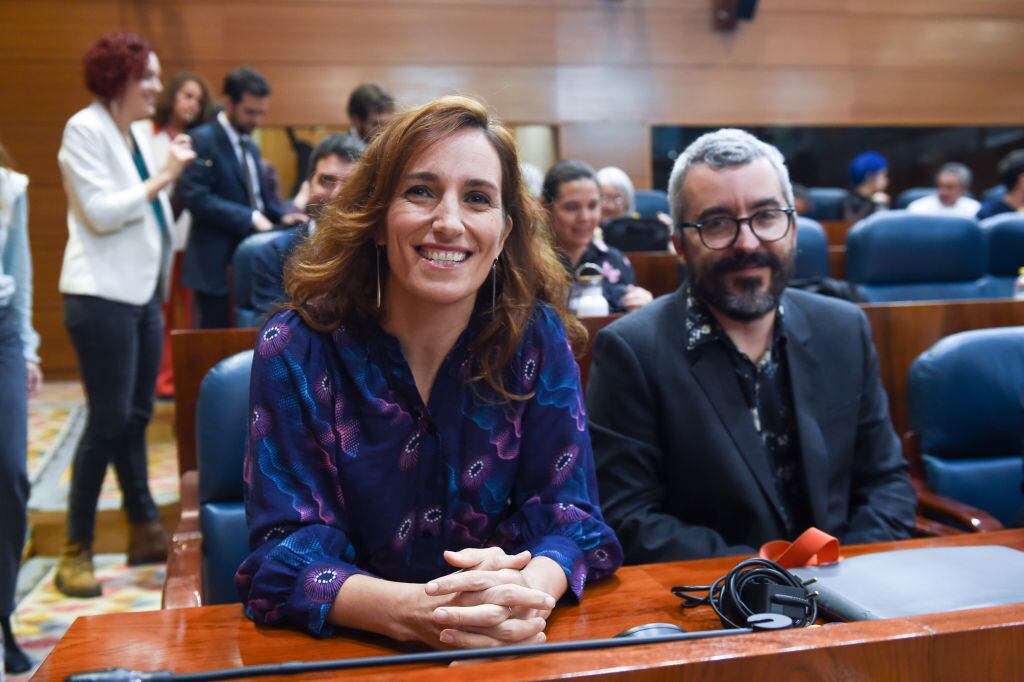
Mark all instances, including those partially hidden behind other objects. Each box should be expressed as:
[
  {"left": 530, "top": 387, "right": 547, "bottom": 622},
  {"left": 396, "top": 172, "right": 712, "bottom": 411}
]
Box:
[
  {"left": 633, "top": 189, "right": 670, "bottom": 220},
  {"left": 845, "top": 211, "right": 993, "bottom": 302},
  {"left": 794, "top": 217, "right": 829, "bottom": 280},
  {"left": 805, "top": 187, "right": 848, "bottom": 221},
  {"left": 233, "top": 231, "right": 282, "bottom": 328},
  {"left": 895, "top": 187, "right": 934, "bottom": 209},
  {"left": 907, "top": 327, "right": 1024, "bottom": 527},
  {"left": 195, "top": 349, "right": 254, "bottom": 604},
  {"left": 980, "top": 213, "right": 1024, "bottom": 297}
]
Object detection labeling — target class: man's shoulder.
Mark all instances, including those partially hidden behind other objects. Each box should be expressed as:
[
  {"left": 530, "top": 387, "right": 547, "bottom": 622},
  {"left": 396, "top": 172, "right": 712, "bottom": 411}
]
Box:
[
  {"left": 187, "top": 121, "right": 220, "bottom": 146},
  {"left": 599, "top": 290, "right": 682, "bottom": 344},
  {"left": 783, "top": 288, "right": 866, "bottom": 340}
]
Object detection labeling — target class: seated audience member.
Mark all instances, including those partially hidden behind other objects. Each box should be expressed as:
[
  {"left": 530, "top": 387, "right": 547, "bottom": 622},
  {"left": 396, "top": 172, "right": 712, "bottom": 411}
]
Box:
[
  {"left": 344, "top": 82, "right": 396, "bottom": 147},
  {"left": 588, "top": 129, "right": 915, "bottom": 564},
  {"left": 237, "top": 96, "right": 622, "bottom": 646},
  {"left": 842, "top": 151, "right": 890, "bottom": 221},
  {"left": 543, "top": 161, "right": 653, "bottom": 312},
  {"left": 907, "top": 162, "right": 980, "bottom": 218},
  {"left": 249, "top": 134, "right": 362, "bottom": 315},
  {"left": 977, "top": 149, "right": 1024, "bottom": 220},
  {"left": 596, "top": 166, "right": 635, "bottom": 223}
]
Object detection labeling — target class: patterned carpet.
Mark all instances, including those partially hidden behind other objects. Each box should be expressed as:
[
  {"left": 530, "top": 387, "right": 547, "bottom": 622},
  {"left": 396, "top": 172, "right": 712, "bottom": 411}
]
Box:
[{"left": 11, "top": 382, "right": 176, "bottom": 679}]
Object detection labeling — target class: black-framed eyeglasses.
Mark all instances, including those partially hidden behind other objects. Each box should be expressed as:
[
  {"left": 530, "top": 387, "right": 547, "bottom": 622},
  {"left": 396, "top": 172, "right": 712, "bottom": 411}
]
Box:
[{"left": 678, "top": 207, "right": 795, "bottom": 250}]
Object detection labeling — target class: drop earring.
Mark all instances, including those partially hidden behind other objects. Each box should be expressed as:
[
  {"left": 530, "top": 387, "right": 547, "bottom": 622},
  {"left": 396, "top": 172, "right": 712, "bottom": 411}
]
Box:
[
  {"left": 491, "top": 258, "right": 498, "bottom": 317},
  {"left": 375, "top": 245, "right": 382, "bottom": 309}
]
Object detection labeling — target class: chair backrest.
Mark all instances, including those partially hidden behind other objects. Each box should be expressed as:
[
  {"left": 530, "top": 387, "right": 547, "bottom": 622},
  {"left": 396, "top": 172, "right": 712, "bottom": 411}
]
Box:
[
  {"left": 602, "top": 216, "right": 671, "bottom": 252},
  {"left": 895, "top": 187, "right": 935, "bottom": 209},
  {"left": 196, "top": 349, "right": 254, "bottom": 604},
  {"left": 233, "top": 231, "right": 282, "bottom": 328},
  {"left": 633, "top": 189, "right": 670, "bottom": 219},
  {"left": 845, "top": 211, "right": 992, "bottom": 302},
  {"left": 794, "top": 217, "right": 828, "bottom": 279},
  {"left": 908, "top": 327, "right": 1024, "bottom": 525},
  {"left": 981, "top": 213, "right": 1024, "bottom": 297},
  {"left": 805, "top": 187, "right": 848, "bottom": 221},
  {"left": 983, "top": 184, "right": 1007, "bottom": 205}
]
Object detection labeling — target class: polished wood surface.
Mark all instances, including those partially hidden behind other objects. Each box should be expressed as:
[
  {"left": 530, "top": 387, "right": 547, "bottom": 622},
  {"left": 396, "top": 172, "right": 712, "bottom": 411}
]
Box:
[
  {"left": 170, "top": 327, "right": 258, "bottom": 475},
  {"left": 36, "top": 530, "right": 1024, "bottom": 681},
  {"left": 625, "top": 251, "right": 682, "bottom": 299},
  {"left": 861, "top": 298, "right": 1024, "bottom": 437},
  {"left": 7, "top": 0, "right": 1024, "bottom": 377},
  {"left": 828, "top": 245, "right": 846, "bottom": 280},
  {"left": 820, "top": 219, "right": 857, "bottom": 247}
]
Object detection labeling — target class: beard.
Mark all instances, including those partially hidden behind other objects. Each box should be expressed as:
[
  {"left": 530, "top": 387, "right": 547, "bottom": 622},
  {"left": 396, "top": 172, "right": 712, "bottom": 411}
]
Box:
[{"left": 689, "top": 247, "right": 794, "bottom": 322}]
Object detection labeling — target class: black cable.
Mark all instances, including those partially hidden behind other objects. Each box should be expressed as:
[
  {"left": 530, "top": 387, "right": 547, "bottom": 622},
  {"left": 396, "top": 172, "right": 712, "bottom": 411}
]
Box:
[
  {"left": 65, "top": 626, "right": 763, "bottom": 682},
  {"left": 671, "top": 557, "right": 818, "bottom": 629}
]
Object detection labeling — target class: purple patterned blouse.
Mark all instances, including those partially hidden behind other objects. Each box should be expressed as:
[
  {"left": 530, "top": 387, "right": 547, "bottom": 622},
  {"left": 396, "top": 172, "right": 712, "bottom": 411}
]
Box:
[{"left": 236, "top": 304, "right": 623, "bottom": 636}]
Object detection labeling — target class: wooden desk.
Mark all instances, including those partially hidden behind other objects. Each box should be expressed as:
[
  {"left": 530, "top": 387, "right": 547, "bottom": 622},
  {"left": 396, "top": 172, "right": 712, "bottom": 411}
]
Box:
[
  {"left": 36, "top": 530, "right": 1024, "bottom": 681},
  {"left": 820, "top": 219, "right": 856, "bottom": 247},
  {"left": 624, "top": 251, "right": 681, "bottom": 299}
]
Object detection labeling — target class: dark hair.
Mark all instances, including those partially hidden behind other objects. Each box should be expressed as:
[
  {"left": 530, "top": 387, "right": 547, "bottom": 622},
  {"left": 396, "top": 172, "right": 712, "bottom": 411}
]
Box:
[
  {"left": 306, "top": 134, "right": 363, "bottom": 178},
  {"left": 82, "top": 32, "right": 151, "bottom": 102},
  {"left": 223, "top": 67, "right": 270, "bottom": 104},
  {"left": 998, "top": 150, "right": 1024, "bottom": 190},
  {"left": 346, "top": 83, "right": 395, "bottom": 121},
  {"left": 288, "top": 95, "right": 581, "bottom": 402},
  {"left": 154, "top": 71, "right": 213, "bottom": 129},
  {"left": 542, "top": 160, "right": 598, "bottom": 204}
]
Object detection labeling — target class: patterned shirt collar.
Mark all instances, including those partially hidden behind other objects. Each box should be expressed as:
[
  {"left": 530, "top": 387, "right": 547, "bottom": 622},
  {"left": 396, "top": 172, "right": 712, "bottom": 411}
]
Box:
[{"left": 683, "top": 282, "right": 786, "bottom": 359}]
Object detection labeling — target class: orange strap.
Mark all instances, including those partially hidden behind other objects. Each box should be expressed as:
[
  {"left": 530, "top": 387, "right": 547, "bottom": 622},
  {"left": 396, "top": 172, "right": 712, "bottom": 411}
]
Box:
[{"left": 759, "top": 527, "right": 841, "bottom": 568}]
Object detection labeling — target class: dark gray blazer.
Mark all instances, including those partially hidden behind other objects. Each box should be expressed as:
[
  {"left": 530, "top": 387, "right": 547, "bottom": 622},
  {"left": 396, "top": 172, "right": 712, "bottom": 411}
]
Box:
[{"left": 587, "top": 287, "right": 916, "bottom": 564}]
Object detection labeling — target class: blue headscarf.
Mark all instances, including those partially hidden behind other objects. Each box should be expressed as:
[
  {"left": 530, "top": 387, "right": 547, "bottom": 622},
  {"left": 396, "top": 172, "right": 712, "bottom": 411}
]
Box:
[{"left": 849, "top": 151, "right": 888, "bottom": 187}]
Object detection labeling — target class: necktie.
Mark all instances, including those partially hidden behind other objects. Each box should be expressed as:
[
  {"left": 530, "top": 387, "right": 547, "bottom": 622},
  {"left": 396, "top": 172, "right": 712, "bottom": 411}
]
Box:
[{"left": 239, "top": 136, "right": 258, "bottom": 210}]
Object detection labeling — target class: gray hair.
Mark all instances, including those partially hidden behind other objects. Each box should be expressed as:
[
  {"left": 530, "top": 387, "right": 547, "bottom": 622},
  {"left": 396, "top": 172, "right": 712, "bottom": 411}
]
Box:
[
  {"left": 667, "top": 128, "right": 794, "bottom": 231},
  {"left": 596, "top": 166, "right": 636, "bottom": 214},
  {"left": 937, "top": 162, "right": 972, "bottom": 188},
  {"left": 519, "top": 162, "right": 544, "bottom": 199}
]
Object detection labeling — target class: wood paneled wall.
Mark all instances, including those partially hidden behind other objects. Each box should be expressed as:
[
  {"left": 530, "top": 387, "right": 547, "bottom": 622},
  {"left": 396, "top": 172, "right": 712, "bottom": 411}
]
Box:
[{"left": 2, "top": 0, "right": 1024, "bottom": 376}]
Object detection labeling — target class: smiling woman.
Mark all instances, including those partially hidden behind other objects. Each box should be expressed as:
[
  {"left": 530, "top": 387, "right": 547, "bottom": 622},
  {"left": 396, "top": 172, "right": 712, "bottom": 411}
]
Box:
[{"left": 238, "top": 95, "right": 623, "bottom": 649}]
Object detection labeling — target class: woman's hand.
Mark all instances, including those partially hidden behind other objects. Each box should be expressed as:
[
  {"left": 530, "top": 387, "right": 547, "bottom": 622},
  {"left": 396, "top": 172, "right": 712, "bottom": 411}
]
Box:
[
  {"left": 164, "top": 133, "right": 196, "bottom": 180},
  {"left": 424, "top": 549, "right": 558, "bottom": 648},
  {"left": 620, "top": 285, "right": 654, "bottom": 310},
  {"left": 26, "top": 361, "right": 42, "bottom": 397}
]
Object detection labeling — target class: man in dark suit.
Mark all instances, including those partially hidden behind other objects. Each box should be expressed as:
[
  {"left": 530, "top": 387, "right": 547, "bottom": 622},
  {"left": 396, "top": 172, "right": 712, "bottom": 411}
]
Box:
[
  {"left": 343, "top": 83, "right": 395, "bottom": 148},
  {"left": 588, "top": 128, "right": 915, "bottom": 564},
  {"left": 179, "top": 67, "right": 304, "bottom": 328},
  {"left": 249, "top": 134, "right": 362, "bottom": 315}
]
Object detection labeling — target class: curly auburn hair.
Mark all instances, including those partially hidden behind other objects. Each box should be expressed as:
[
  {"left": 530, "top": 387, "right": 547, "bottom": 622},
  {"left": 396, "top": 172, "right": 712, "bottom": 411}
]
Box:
[
  {"left": 82, "top": 32, "right": 152, "bottom": 102},
  {"left": 286, "top": 95, "right": 582, "bottom": 402},
  {"left": 154, "top": 71, "right": 213, "bottom": 129}
]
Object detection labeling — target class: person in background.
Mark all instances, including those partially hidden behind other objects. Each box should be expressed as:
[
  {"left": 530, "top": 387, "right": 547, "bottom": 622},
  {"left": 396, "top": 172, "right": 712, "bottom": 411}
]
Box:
[
  {"left": 907, "top": 162, "right": 980, "bottom": 218},
  {"left": 520, "top": 161, "right": 544, "bottom": 200},
  {"left": 179, "top": 67, "right": 305, "bottom": 328},
  {"left": 596, "top": 166, "right": 635, "bottom": 223},
  {"left": 237, "top": 95, "right": 622, "bottom": 646},
  {"left": 842, "top": 151, "right": 890, "bottom": 221},
  {"left": 977, "top": 150, "right": 1024, "bottom": 220},
  {"left": 588, "top": 129, "right": 915, "bottom": 564},
  {"left": 56, "top": 33, "right": 196, "bottom": 597},
  {"left": 135, "top": 70, "right": 213, "bottom": 398},
  {"left": 344, "top": 82, "right": 396, "bottom": 147},
  {"left": 791, "top": 183, "right": 813, "bottom": 217},
  {"left": 543, "top": 161, "right": 653, "bottom": 312},
  {"left": 0, "top": 141, "right": 40, "bottom": 674},
  {"left": 249, "top": 134, "right": 363, "bottom": 315}
]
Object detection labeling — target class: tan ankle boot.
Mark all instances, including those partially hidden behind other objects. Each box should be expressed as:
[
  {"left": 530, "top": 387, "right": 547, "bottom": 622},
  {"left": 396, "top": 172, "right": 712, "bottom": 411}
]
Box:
[
  {"left": 55, "top": 542, "right": 102, "bottom": 598},
  {"left": 127, "top": 520, "right": 169, "bottom": 565}
]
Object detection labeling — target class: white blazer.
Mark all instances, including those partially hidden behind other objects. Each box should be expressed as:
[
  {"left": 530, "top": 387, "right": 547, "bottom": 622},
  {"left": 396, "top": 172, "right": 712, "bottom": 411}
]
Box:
[
  {"left": 131, "top": 120, "right": 192, "bottom": 252},
  {"left": 58, "top": 102, "right": 173, "bottom": 305}
]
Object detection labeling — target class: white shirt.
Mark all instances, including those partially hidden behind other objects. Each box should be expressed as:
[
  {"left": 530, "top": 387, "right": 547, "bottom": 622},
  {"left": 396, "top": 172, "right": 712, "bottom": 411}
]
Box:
[
  {"left": 217, "top": 111, "right": 265, "bottom": 213},
  {"left": 906, "top": 193, "right": 981, "bottom": 219}
]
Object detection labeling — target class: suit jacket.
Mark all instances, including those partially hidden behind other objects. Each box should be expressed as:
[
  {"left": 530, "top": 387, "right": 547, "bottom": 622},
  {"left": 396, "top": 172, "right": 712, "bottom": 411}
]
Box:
[
  {"left": 587, "top": 287, "right": 916, "bottom": 564},
  {"left": 57, "top": 102, "right": 173, "bottom": 305},
  {"left": 249, "top": 224, "right": 305, "bottom": 315},
  {"left": 179, "top": 120, "right": 282, "bottom": 295}
]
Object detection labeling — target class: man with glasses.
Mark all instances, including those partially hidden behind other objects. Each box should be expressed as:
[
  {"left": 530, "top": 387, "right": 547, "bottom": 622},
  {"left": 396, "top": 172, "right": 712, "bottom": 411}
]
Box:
[{"left": 588, "top": 129, "right": 915, "bottom": 564}]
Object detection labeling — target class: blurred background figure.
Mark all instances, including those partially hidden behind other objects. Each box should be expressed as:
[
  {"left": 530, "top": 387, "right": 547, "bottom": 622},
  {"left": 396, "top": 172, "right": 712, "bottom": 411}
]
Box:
[
  {"left": 520, "top": 161, "right": 544, "bottom": 199},
  {"left": 907, "top": 162, "right": 979, "bottom": 218},
  {"left": 56, "top": 32, "right": 195, "bottom": 598},
  {"left": 0, "top": 140, "right": 40, "bottom": 674},
  {"left": 596, "top": 166, "right": 635, "bottom": 223},
  {"left": 977, "top": 149, "right": 1024, "bottom": 220},
  {"left": 842, "top": 151, "right": 890, "bottom": 221},
  {"left": 543, "top": 160, "right": 653, "bottom": 313},
  {"left": 344, "top": 83, "right": 396, "bottom": 147},
  {"left": 135, "top": 70, "right": 213, "bottom": 398}
]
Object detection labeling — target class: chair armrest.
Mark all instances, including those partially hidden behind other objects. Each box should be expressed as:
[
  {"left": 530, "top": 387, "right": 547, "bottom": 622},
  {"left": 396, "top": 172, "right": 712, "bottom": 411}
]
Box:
[
  {"left": 913, "top": 478, "right": 1004, "bottom": 533},
  {"left": 162, "top": 470, "right": 203, "bottom": 608},
  {"left": 913, "top": 514, "right": 961, "bottom": 537}
]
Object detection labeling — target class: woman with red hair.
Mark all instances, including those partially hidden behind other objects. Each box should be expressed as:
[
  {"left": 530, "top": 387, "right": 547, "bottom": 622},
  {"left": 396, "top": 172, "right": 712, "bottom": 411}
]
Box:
[{"left": 56, "top": 32, "right": 196, "bottom": 597}]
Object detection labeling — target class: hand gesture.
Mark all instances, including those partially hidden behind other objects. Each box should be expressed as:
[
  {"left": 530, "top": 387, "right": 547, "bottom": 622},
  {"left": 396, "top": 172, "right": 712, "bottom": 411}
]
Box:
[
  {"left": 253, "top": 212, "right": 274, "bottom": 232},
  {"left": 620, "top": 285, "right": 653, "bottom": 310},
  {"left": 164, "top": 134, "right": 196, "bottom": 180},
  {"left": 26, "top": 361, "right": 43, "bottom": 397}
]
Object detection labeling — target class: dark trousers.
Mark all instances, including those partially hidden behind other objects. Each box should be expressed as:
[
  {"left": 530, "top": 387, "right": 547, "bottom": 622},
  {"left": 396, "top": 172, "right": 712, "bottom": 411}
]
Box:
[
  {"left": 193, "top": 290, "right": 231, "bottom": 329},
  {"left": 63, "top": 294, "right": 162, "bottom": 544},
  {"left": 0, "top": 307, "right": 29, "bottom": 616}
]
